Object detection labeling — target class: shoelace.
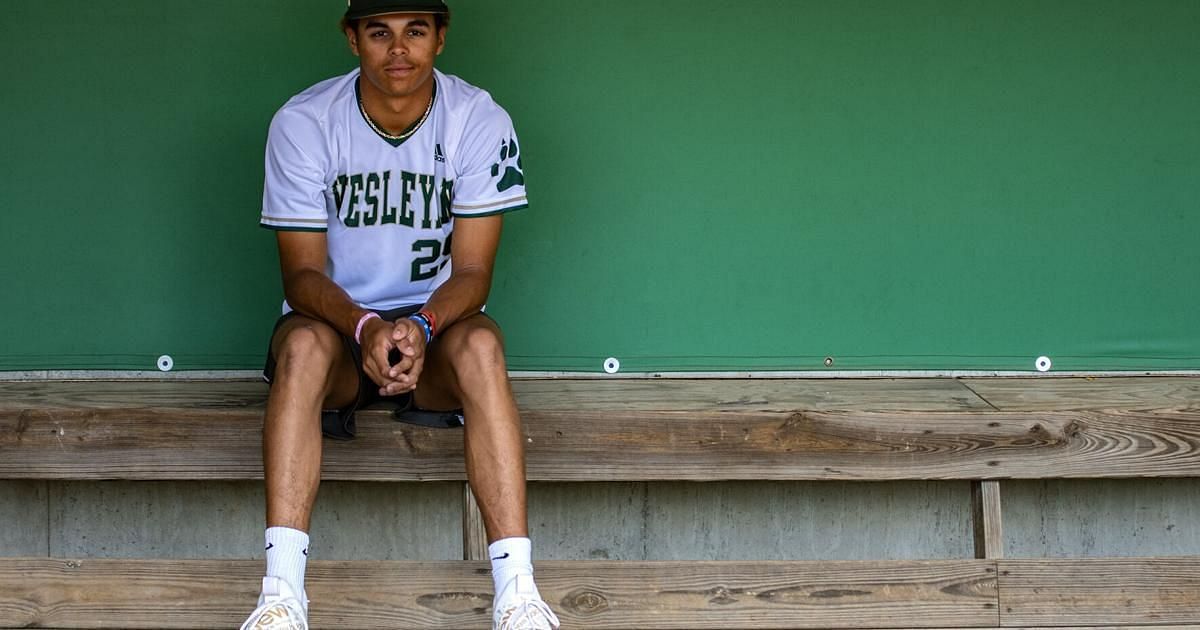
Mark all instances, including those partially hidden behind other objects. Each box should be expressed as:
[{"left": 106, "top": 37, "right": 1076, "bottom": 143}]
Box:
[
  {"left": 496, "top": 597, "right": 560, "bottom": 630},
  {"left": 241, "top": 598, "right": 307, "bottom": 630}
]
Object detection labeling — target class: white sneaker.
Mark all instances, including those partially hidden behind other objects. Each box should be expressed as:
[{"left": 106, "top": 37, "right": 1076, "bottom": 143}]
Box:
[
  {"left": 240, "top": 577, "right": 308, "bottom": 630},
  {"left": 493, "top": 574, "right": 560, "bottom": 630}
]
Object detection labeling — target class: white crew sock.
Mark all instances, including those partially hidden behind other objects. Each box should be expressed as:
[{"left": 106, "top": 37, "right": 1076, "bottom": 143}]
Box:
[
  {"left": 265, "top": 526, "right": 309, "bottom": 605},
  {"left": 489, "top": 536, "right": 534, "bottom": 597}
]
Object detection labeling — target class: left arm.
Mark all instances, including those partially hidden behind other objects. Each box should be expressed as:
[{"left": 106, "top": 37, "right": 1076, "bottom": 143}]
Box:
[{"left": 420, "top": 214, "right": 503, "bottom": 333}]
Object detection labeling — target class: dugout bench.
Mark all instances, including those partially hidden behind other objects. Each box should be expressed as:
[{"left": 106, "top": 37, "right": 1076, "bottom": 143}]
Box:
[{"left": 1, "top": 376, "right": 1198, "bottom": 629}]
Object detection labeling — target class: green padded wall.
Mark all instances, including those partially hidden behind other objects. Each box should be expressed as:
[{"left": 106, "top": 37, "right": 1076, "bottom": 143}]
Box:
[{"left": 1, "top": 0, "right": 1197, "bottom": 372}]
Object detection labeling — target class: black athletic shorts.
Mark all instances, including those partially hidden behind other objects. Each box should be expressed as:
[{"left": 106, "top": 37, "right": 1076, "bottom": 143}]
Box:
[{"left": 262, "top": 305, "right": 463, "bottom": 440}]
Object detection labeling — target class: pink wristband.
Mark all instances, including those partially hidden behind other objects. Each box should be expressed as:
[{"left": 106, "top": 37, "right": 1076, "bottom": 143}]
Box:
[{"left": 354, "top": 312, "right": 381, "bottom": 345}]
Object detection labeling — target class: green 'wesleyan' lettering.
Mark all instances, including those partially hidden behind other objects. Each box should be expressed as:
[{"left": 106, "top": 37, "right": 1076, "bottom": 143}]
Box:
[
  {"left": 419, "top": 175, "right": 437, "bottom": 229},
  {"left": 363, "top": 172, "right": 381, "bottom": 226},
  {"left": 397, "top": 171, "right": 417, "bottom": 227},
  {"left": 380, "top": 171, "right": 396, "bottom": 225},
  {"left": 439, "top": 179, "right": 454, "bottom": 224},
  {"left": 331, "top": 175, "right": 348, "bottom": 212},
  {"left": 335, "top": 170, "right": 449, "bottom": 230},
  {"left": 344, "top": 174, "right": 364, "bottom": 227}
]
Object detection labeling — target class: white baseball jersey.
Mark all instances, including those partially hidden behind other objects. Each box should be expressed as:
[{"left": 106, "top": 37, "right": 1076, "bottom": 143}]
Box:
[{"left": 261, "top": 68, "right": 527, "bottom": 312}]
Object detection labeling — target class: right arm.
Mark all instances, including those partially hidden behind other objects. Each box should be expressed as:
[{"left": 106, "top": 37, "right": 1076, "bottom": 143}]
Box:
[
  {"left": 276, "top": 230, "right": 401, "bottom": 392},
  {"left": 276, "top": 230, "right": 364, "bottom": 339},
  {"left": 264, "top": 102, "right": 401, "bottom": 392}
]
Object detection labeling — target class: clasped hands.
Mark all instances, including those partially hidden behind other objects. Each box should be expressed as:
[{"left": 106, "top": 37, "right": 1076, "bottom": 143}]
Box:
[{"left": 359, "top": 317, "right": 427, "bottom": 396}]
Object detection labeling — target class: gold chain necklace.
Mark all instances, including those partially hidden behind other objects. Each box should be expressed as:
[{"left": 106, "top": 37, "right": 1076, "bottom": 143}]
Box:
[{"left": 358, "top": 85, "right": 435, "bottom": 143}]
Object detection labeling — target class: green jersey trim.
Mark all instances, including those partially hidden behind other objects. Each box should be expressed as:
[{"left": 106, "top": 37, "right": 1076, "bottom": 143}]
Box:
[
  {"left": 260, "top": 223, "right": 328, "bottom": 233},
  {"left": 261, "top": 214, "right": 327, "bottom": 225},
  {"left": 355, "top": 77, "right": 438, "bottom": 148},
  {"left": 452, "top": 193, "right": 528, "bottom": 212},
  {"left": 452, "top": 203, "right": 529, "bottom": 218}
]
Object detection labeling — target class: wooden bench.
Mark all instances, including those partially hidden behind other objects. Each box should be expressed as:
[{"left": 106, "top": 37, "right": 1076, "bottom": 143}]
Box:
[{"left": 1, "top": 376, "right": 1198, "bottom": 629}]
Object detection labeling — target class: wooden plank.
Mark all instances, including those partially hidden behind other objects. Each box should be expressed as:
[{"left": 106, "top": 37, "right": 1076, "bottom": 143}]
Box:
[
  {"left": 2, "top": 377, "right": 1187, "bottom": 416},
  {"left": 972, "top": 481, "right": 1004, "bottom": 559},
  {"left": 962, "top": 377, "right": 1200, "bottom": 412},
  {"left": 510, "top": 378, "right": 992, "bottom": 412},
  {"left": 3, "top": 407, "right": 1199, "bottom": 481},
  {"left": 0, "top": 380, "right": 270, "bottom": 411},
  {"left": 14, "top": 624, "right": 1195, "bottom": 628},
  {"left": 998, "top": 558, "right": 1200, "bottom": 626},
  {"left": 463, "top": 483, "right": 489, "bottom": 560},
  {"left": 0, "top": 558, "right": 997, "bottom": 629},
  {"left": 2, "top": 376, "right": 1191, "bottom": 416},
  {"left": 998, "top": 627, "right": 1200, "bottom": 630},
  {"left": 0, "top": 378, "right": 992, "bottom": 414}
]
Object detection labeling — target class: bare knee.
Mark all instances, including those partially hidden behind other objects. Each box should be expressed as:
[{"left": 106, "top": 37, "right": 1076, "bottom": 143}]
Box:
[
  {"left": 272, "top": 321, "right": 344, "bottom": 396},
  {"left": 444, "top": 322, "right": 508, "bottom": 385}
]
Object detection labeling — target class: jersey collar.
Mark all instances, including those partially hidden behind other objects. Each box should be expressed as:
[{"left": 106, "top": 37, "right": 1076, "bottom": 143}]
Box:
[{"left": 354, "top": 74, "right": 438, "bottom": 148}]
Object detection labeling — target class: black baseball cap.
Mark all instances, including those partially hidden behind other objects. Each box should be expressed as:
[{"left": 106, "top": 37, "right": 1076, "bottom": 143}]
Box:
[{"left": 345, "top": 0, "right": 449, "bottom": 20}]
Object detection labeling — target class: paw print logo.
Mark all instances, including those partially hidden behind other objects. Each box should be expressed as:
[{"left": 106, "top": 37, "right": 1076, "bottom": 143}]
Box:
[{"left": 491, "top": 137, "right": 524, "bottom": 193}]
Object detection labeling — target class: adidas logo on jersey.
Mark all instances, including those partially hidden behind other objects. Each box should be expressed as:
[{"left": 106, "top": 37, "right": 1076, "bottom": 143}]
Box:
[{"left": 434, "top": 144, "right": 446, "bottom": 163}]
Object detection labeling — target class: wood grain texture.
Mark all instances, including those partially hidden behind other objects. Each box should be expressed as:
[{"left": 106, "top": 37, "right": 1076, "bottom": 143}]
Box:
[
  {"left": 998, "top": 558, "right": 1200, "bottom": 626},
  {"left": 2, "top": 377, "right": 1192, "bottom": 414},
  {"left": 510, "top": 378, "right": 992, "bottom": 412},
  {"left": 0, "top": 380, "right": 271, "bottom": 411},
  {"left": 3, "top": 406, "right": 1199, "bottom": 481},
  {"left": 14, "top": 627, "right": 1192, "bottom": 630},
  {"left": 961, "top": 377, "right": 1200, "bottom": 412},
  {"left": 0, "top": 558, "right": 997, "bottom": 629},
  {"left": 4, "top": 627, "right": 1192, "bottom": 630},
  {"left": 463, "top": 483, "right": 489, "bottom": 561},
  {"left": 0, "top": 378, "right": 991, "bottom": 413},
  {"left": 972, "top": 481, "right": 1004, "bottom": 559}
]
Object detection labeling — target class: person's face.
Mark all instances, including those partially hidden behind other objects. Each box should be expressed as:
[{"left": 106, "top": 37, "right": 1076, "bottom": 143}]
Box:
[{"left": 347, "top": 13, "right": 445, "bottom": 100}]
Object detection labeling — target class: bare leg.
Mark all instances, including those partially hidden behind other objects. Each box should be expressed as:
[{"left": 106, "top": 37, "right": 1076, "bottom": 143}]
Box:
[
  {"left": 415, "top": 314, "right": 527, "bottom": 541},
  {"left": 415, "top": 315, "right": 558, "bottom": 628},
  {"left": 264, "top": 315, "right": 360, "bottom": 531}
]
